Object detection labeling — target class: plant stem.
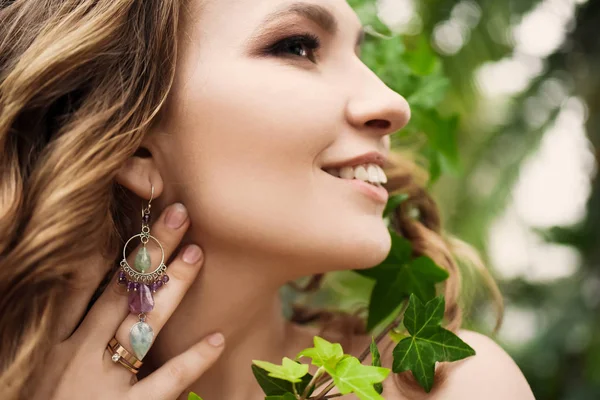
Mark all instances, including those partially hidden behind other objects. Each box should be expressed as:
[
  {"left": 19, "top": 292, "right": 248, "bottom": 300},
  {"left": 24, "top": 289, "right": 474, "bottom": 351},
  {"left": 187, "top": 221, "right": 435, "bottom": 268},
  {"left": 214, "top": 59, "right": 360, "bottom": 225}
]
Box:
[
  {"left": 358, "top": 299, "right": 409, "bottom": 363},
  {"left": 301, "top": 367, "right": 324, "bottom": 399},
  {"left": 320, "top": 394, "right": 343, "bottom": 399},
  {"left": 312, "top": 382, "right": 336, "bottom": 400}
]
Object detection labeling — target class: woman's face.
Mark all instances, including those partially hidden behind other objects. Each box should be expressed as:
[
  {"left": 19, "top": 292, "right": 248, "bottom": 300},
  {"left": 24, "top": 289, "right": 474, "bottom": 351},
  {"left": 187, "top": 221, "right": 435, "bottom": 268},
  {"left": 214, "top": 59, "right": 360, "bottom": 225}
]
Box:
[{"left": 150, "top": 0, "right": 410, "bottom": 275}]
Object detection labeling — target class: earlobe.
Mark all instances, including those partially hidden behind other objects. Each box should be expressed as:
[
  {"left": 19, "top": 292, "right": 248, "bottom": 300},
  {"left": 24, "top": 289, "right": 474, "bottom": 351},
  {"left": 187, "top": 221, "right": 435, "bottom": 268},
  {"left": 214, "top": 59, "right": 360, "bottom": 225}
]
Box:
[{"left": 115, "top": 155, "right": 164, "bottom": 200}]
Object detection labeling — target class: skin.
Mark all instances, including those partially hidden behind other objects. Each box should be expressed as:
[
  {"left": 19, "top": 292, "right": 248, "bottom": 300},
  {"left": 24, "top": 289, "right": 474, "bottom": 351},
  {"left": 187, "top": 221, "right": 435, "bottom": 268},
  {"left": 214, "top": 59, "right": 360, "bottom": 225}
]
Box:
[
  {"left": 36, "top": 205, "right": 225, "bottom": 400},
  {"left": 134, "top": 0, "right": 408, "bottom": 398},
  {"left": 40, "top": 0, "right": 536, "bottom": 399}
]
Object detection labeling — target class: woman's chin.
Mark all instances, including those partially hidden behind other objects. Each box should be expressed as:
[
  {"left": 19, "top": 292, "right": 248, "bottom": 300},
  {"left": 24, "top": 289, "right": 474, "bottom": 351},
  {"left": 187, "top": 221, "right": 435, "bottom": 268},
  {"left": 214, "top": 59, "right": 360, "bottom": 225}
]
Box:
[{"left": 331, "top": 225, "right": 392, "bottom": 271}]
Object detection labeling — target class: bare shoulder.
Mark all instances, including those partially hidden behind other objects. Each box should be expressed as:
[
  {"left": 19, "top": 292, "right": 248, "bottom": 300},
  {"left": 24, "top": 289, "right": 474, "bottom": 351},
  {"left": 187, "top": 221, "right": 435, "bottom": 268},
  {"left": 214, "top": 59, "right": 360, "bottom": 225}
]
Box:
[
  {"left": 348, "top": 329, "right": 536, "bottom": 400},
  {"left": 433, "top": 329, "right": 536, "bottom": 400}
]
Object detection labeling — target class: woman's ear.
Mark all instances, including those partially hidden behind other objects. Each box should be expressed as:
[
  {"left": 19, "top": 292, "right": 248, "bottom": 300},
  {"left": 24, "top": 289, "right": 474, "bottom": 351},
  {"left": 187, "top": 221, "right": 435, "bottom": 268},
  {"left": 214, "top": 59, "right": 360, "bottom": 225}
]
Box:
[{"left": 115, "top": 150, "right": 164, "bottom": 200}]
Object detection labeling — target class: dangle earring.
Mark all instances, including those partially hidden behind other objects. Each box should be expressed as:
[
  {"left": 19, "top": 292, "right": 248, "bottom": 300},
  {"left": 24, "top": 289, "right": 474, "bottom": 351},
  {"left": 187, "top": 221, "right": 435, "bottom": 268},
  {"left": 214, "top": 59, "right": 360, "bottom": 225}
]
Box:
[{"left": 116, "top": 184, "right": 169, "bottom": 359}]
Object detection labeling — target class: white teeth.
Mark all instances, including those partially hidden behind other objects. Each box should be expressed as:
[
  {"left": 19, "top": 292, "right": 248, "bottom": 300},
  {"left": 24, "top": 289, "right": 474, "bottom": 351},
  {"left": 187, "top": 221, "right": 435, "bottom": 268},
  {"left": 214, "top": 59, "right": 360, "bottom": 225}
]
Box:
[
  {"left": 377, "top": 165, "right": 387, "bottom": 184},
  {"left": 324, "top": 163, "right": 388, "bottom": 185},
  {"left": 340, "top": 166, "right": 354, "bottom": 179},
  {"left": 367, "top": 164, "right": 380, "bottom": 184},
  {"left": 354, "top": 165, "right": 369, "bottom": 181}
]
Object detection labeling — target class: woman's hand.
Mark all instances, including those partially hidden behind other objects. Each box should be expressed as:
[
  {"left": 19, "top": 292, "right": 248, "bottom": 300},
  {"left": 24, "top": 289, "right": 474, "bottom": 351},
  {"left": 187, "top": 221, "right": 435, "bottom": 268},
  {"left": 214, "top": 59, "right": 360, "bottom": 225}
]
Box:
[{"left": 32, "top": 203, "right": 223, "bottom": 400}]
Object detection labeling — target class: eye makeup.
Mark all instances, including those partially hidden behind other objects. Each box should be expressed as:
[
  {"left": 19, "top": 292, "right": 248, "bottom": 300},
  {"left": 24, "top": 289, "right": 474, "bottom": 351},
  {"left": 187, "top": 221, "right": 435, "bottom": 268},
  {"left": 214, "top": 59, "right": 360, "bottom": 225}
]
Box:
[
  {"left": 245, "top": 3, "right": 365, "bottom": 59},
  {"left": 262, "top": 32, "right": 322, "bottom": 63}
]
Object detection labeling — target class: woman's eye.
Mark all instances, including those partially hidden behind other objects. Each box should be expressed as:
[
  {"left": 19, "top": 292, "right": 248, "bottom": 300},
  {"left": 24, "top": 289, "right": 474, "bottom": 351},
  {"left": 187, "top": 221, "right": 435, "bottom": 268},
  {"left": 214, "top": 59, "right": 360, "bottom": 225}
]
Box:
[{"left": 268, "top": 33, "right": 321, "bottom": 63}]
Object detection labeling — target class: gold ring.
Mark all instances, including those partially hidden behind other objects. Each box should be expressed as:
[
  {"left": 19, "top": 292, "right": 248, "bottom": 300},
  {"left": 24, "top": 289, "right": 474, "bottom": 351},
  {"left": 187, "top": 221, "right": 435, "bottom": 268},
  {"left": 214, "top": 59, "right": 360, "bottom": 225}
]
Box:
[
  {"left": 106, "top": 345, "right": 139, "bottom": 374},
  {"left": 107, "top": 337, "right": 143, "bottom": 374}
]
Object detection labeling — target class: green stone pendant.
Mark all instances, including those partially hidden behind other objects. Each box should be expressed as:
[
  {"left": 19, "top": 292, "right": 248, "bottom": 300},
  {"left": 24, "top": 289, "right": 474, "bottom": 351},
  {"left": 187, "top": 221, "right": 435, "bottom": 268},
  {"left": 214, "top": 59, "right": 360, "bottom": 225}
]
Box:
[
  {"left": 134, "top": 246, "right": 151, "bottom": 273},
  {"left": 130, "top": 321, "right": 154, "bottom": 360}
]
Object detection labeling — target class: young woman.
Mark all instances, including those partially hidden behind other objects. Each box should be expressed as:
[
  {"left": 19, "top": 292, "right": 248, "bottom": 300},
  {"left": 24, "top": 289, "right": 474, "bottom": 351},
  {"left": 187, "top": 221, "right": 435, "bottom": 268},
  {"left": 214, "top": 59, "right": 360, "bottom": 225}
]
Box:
[{"left": 0, "top": 0, "right": 536, "bottom": 399}]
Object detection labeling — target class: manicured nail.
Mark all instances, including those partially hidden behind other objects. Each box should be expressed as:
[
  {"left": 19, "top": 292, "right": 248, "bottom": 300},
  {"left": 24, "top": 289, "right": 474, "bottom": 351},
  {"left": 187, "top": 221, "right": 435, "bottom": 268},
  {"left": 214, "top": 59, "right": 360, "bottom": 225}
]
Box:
[
  {"left": 165, "top": 203, "right": 187, "bottom": 229},
  {"left": 182, "top": 244, "right": 202, "bottom": 264},
  {"left": 208, "top": 333, "right": 224, "bottom": 347}
]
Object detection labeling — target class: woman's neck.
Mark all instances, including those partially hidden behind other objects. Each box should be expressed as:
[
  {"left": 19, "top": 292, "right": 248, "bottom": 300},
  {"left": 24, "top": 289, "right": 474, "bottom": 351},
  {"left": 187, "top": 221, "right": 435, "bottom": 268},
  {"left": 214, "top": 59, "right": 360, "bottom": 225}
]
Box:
[{"left": 146, "top": 240, "right": 316, "bottom": 399}]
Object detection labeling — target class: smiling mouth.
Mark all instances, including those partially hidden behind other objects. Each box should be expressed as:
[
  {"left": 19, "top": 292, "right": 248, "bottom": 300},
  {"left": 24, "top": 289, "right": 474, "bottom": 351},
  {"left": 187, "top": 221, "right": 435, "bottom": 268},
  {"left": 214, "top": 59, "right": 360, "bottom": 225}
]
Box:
[{"left": 322, "top": 163, "right": 388, "bottom": 187}]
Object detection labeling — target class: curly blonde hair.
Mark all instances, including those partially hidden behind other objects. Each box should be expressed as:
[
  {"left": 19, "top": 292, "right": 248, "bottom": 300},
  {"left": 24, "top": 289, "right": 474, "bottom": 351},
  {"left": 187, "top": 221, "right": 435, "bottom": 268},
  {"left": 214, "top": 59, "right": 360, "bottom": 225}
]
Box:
[{"left": 0, "top": 1, "right": 503, "bottom": 399}]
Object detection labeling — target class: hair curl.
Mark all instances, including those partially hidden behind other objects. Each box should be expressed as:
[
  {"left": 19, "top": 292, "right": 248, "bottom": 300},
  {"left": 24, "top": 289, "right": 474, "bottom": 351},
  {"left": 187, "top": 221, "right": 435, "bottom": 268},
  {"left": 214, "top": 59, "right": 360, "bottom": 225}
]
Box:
[{"left": 0, "top": 1, "right": 503, "bottom": 399}]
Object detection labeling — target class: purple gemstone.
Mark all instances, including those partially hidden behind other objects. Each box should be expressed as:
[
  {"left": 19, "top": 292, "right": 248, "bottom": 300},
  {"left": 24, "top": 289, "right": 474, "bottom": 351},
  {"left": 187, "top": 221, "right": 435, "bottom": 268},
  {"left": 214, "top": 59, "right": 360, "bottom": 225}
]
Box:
[
  {"left": 126, "top": 281, "right": 134, "bottom": 292},
  {"left": 128, "top": 283, "right": 154, "bottom": 313},
  {"left": 118, "top": 271, "right": 127, "bottom": 285},
  {"left": 162, "top": 275, "right": 169, "bottom": 284},
  {"left": 150, "top": 282, "right": 158, "bottom": 292},
  {"left": 142, "top": 213, "right": 151, "bottom": 224},
  {"left": 156, "top": 280, "right": 163, "bottom": 288},
  {"left": 133, "top": 282, "right": 140, "bottom": 291}
]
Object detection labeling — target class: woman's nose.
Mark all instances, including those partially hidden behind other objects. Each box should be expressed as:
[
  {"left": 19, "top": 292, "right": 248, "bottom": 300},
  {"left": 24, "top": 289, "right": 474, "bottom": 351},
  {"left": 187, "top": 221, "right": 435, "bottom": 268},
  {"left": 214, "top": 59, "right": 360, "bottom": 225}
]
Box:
[{"left": 345, "top": 67, "right": 411, "bottom": 140}]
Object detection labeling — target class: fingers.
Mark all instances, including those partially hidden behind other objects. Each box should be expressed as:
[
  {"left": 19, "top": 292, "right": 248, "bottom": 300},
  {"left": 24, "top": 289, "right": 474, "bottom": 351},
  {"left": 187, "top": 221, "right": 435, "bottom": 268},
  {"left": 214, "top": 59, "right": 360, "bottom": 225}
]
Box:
[
  {"left": 129, "top": 333, "right": 225, "bottom": 400},
  {"left": 79, "top": 202, "right": 191, "bottom": 344}
]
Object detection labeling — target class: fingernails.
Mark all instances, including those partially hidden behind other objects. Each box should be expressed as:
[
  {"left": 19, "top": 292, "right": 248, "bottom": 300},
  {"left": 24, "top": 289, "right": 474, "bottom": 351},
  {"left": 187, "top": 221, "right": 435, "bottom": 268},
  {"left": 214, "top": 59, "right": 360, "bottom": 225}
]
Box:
[
  {"left": 208, "top": 333, "right": 225, "bottom": 347},
  {"left": 165, "top": 203, "right": 188, "bottom": 229},
  {"left": 182, "top": 244, "right": 202, "bottom": 264}
]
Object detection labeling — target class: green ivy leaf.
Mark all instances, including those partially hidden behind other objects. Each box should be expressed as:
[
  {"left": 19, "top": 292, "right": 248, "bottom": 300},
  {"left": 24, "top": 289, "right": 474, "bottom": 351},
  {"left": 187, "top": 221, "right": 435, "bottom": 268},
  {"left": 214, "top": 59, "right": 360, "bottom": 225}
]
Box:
[
  {"left": 294, "top": 336, "right": 390, "bottom": 399},
  {"left": 383, "top": 193, "right": 409, "bottom": 218},
  {"left": 296, "top": 336, "right": 346, "bottom": 373},
  {"left": 402, "top": 35, "right": 440, "bottom": 76},
  {"left": 370, "top": 337, "right": 384, "bottom": 394},
  {"left": 390, "top": 329, "right": 409, "bottom": 344},
  {"left": 406, "top": 108, "right": 461, "bottom": 182},
  {"left": 251, "top": 364, "right": 313, "bottom": 396},
  {"left": 188, "top": 393, "right": 203, "bottom": 400},
  {"left": 356, "top": 230, "right": 449, "bottom": 331},
  {"left": 407, "top": 75, "right": 451, "bottom": 109},
  {"left": 252, "top": 357, "right": 309, "bottom": 383},
  {"left": 362, "top": 35, "right": 411, "bottom": 90},
  {"left": 331, "top": 356, "right": 390, "bottom": 400},
  {"left": 392, "top": 294, "right": 476, "bottom": 392}
]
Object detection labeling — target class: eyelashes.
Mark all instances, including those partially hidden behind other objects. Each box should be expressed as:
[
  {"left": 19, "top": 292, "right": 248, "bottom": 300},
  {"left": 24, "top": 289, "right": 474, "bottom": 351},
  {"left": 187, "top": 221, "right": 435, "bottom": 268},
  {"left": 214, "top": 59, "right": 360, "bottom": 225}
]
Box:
[{"left": 265, "top": 32, "right": 322, "bottom": 63}]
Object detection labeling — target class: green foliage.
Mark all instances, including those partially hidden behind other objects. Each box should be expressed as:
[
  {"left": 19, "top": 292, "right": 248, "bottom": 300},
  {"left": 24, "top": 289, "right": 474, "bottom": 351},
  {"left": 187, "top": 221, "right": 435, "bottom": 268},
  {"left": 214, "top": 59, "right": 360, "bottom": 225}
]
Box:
[
  {"left": 331, "top": 356, "right": 390, "bottom": 400},
  {"left": 253, "top": 336, "right": 389, "bottom": 400},
  {"left": 350, "top": 2, "right": 460, "bottom": 184},
  {"left": 256, "top": 225, "right": 469, "bottom": 397},
  {"left": 297, "top": 336, "right": 345, "bottom": 373},
  {"left": 370, "top": 337, "right": 384, "bottom": 394},
  {"left": 356, "top": 229, "right": 450, "bottom": 331},
  {"left": 251, "top": 363, "right": 314, "bottom": 397},
  {"left": 405, "top": 109, "right": 460, "bottom": 183},
  {"left": 392, "top": 294, "right": 476, "bottom": 392},
  {"left": 253, "top": 293, "right": 474, "bottom": 399},
  {"left": 250, "top": 0, "right": 490, "bottom": 398},
  {"left": 383, "top": 193, "right": 409, "bottom": 218},
  {"left": 253, "top": 357, "right": 310, "bottom": 383},
  {"left": 254, "top": 224, "right": 460, "bottom": 397}
]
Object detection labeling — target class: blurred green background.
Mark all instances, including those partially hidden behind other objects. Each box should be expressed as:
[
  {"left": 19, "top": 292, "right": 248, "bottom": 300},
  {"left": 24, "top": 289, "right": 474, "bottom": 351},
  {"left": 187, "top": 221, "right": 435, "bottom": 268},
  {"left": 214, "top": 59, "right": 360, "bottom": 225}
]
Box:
[{"left": 285, "top": 0, "right": 600, "bottom": 398}]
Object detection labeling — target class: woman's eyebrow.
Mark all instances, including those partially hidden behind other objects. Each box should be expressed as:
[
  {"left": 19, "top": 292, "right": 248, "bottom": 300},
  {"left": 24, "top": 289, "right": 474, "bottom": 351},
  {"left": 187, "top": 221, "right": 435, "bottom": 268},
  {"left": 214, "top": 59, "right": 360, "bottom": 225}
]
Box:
[{"left": 253, "top": 2, "right": 365, "bottom": 48}]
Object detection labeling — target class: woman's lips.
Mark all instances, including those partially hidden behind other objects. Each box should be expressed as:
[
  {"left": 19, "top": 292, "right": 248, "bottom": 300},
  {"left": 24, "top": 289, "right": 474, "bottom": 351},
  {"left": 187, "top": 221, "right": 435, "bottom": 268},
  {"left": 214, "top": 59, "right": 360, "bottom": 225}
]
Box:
[
  {"left": 323, "top": 170, "right": 389, "bottom": 204},
  {"left": 345, "top": 178, "right": 389, "bottom": 204}
]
